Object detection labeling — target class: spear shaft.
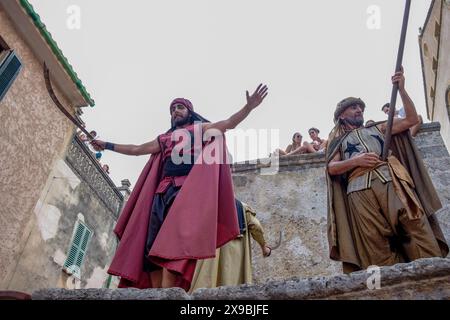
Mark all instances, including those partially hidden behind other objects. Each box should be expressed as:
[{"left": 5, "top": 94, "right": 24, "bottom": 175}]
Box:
[{"left": 382, "top": 0, "right": 411, "bottom": 161}]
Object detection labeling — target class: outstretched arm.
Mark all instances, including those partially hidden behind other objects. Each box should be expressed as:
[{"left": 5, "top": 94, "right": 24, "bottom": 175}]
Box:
[
  {"left": 203, "top": 84, "right": 268, "bottom": 133},
  {"left": 91, "top": 139, "right": 161, "bottom": 156}
]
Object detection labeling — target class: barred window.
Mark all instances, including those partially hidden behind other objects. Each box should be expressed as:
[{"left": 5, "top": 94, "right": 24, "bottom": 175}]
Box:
[{"left": 63, "top": 220, "right": 92, "bottom": 279}]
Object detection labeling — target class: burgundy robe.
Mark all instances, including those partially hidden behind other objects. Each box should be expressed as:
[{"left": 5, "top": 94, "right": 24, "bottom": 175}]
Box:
[{"left": 107, "top": 129, "right": 239, "bottom": 290}]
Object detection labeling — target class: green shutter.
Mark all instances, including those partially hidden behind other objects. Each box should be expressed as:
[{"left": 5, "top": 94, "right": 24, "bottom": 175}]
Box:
[
  {"left": 64, "top": 221, "right": 92, "bottom": 278},
  {"left": 104, "top": 275, "right": 113, "bottom": 289},
  {"left": 0, "top": 50, "right": 22, "bottom": 102}
]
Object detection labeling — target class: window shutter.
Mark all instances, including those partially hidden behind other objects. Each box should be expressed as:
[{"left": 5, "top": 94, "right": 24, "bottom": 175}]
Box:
[
  {"left": 0, "top": 50, "right": 22, "bottom": 102},
  {"left": 64, "top": 221, "right": 92, "bottom": 279}
]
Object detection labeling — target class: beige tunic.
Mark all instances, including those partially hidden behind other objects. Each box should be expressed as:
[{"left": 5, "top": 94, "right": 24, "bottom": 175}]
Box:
[{"left": 189, "top": 203, "right": 266, "bottom": 293}]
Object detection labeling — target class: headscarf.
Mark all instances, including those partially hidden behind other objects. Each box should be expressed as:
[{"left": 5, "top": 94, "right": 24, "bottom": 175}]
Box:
[
  {"left": 170, "top": 98, "right": 194, "bottom": 113},
  {"left": 168, "top": 98, "right": 210, "bottom": 132},
  {"left": 328, "top": 97, "right": 367, "bottom": 146},
  {"left": 333, "top": 97, "right": 366, "bottom": 124}
]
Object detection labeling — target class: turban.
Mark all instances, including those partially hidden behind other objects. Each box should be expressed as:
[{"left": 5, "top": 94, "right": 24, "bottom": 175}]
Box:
[
  {"left": 166, "top": 98, "right": 210, "bottom": 132},
  {"left": 334, "top": 97, "right": 366, "bottom": 123},
  {"left": 170, "top": 98, "right": 194, "bottom": 113}
]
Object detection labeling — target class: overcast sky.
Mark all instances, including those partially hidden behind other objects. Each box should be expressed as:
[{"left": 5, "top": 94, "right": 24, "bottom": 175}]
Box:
[{"left": 29, "top": 0, "right": 432, "bottom": 188}]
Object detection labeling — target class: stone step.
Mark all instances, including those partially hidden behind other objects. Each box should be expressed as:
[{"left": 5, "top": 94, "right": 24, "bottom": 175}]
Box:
[{"left": 31, "top": 258, "right": 450, "bottom": 300}]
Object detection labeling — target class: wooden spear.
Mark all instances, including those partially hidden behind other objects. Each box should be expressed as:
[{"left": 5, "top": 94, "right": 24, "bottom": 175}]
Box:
[{"left": 382, "top": 0, "right": 412, "bottom": 161}]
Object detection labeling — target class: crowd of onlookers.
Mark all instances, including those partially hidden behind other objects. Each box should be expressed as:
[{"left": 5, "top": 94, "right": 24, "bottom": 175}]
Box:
[
  {"left": 273, "top": 127, "right": 328, "bottom": 157},
  {"left": 274, "top": 102, "right": 423, "bottom": 158}
]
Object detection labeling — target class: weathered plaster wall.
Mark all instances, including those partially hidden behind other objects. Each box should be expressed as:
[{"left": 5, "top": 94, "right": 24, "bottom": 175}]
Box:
[
  {"left": 420, "top": 0, "right": 450, "bottom": 151},
  {"left": 0, "top": 8, "right": 76, "bottom": 288},
  {"left": 420, "top": 0, "right": 442, "bottom": 120},
  {"left": 6, "top": 136, "right": 122, "bottom": 292},
  {"left": 232, "top": 123, "right": 450, "bottom": 283},
  {"left": 434, "top": 1, "right": 450, "bottom": 151}
]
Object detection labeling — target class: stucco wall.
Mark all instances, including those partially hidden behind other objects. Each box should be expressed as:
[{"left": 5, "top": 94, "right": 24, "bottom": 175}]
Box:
[
  {"left": 420, "top": 0, "right": 441, "bottom": 120},
  {"left": 420, "top": 0, "right": 450, "bottom": 152},
  {"left": 0, "top": 8, "right": 76, "bottom": 288},
  {"left": 232, "top": 123, "right": 450, "bottom": 283},
  {"left": 5, "top": 136, "right": 123, "bottom": 292},
  {"left": 434, "top": 1, "right": 450, "bottom": 151}
]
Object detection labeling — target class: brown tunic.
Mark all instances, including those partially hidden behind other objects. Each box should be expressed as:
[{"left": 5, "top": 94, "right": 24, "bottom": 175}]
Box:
[{"left": 326, "top": 124, "right": 448, "bottom": 273}]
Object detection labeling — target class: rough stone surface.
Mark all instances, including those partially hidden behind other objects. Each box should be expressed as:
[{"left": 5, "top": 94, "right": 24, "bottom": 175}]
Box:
[
  {"left": 232, "top": 123, "right": 450, "bottom": 284},
  {"left": 32, "top": 287, "right": 190, "bottom": 301},
  {"left": 31, "top": 258, "right": 450, "bottom": 300},
  {"left": 192, "top": 258, "right": 450, "bottom": 300}
]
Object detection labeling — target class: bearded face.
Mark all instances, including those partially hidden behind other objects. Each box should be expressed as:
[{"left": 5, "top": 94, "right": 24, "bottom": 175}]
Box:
[
  {"left": 173, "top": 113, "right": 191, "bottom": 127},
  {"left": 171, "top": 104, "right": 192, "bottom": 128},
  {"left": 340, "top": 104, "right": 365, "bottom": 128}
]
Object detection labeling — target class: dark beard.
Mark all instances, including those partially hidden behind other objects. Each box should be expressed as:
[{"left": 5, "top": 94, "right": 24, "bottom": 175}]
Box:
[
  {"left": 343, "top": 117, "right": 364, "bottom": 128},
  {"left": 173, "top": 114, "right": 192, "bottom": 127}
]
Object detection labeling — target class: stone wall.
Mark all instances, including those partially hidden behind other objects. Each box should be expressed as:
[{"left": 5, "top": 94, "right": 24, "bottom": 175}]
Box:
[
  {"left": 232, "top": 123, "right": 450, "bottom": 283},
  {"left": 31, "top": 258, "right": 450, "bottom": 300},
  {"left": 4, "top": 135, "right": 124, "bottom": 292},
  {"left": 0, "top": 8, "right": 76, "bottom": 288}
]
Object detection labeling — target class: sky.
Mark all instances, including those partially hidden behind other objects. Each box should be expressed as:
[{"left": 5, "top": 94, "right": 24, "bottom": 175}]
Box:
[{"left": 29, "top": 0, "right": 433, "bottom": 188}]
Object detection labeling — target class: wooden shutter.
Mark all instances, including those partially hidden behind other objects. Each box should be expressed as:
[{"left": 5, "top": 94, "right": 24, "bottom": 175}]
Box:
[
  {"left": 64, "top": 221, "right": 92, "bottom": 279},
  {"left": 0, "top": 50, "right": 22, "bottom": 102}
]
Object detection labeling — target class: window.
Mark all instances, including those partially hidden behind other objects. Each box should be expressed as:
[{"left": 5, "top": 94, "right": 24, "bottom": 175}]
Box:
[
  {"left": 434, "top": 21, "right": 440, "bottom": 39},
  {"left": 446, "top": 86, "right": 450, "bottom": 119},
  {"left": 63, "top": 220, "right": 92, "bottom": 279},
  {"left": 0, "top": 34, "right": 10, "bottom": 65},
  {"left": 0, "top": 35, "right": 22, "bottom": 102},
  {"left": 0, "top": 34, "right": 9, "bottom": 53},
  {"left": 432, "top": 57, "right": 438, "bottom": 72},
  {"left": 446, "top": 86, "right": 450, "bottom": 107}
]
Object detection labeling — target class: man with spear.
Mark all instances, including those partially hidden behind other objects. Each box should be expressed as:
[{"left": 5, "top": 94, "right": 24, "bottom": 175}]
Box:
[{"left": 325, "top": 1, "right": 448, "bottom": 273}]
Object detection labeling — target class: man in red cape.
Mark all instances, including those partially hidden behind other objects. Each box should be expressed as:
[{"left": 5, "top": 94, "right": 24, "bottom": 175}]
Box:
[{"left": 92, "top": 84, "right": 268, "bottom": 290}]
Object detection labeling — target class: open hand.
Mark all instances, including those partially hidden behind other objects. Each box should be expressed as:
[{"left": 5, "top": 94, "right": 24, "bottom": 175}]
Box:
[{"left": 246, "top": 84, "right": 268, "bottom": 110}]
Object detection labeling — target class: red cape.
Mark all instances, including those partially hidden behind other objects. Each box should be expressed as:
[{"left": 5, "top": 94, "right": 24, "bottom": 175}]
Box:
[{"left": 107, "top": 132, "right": 239, "bottom": 290}]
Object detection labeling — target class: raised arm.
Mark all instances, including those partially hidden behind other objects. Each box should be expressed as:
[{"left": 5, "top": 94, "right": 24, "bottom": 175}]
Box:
[
  {"left": 203, "top": 84, "right": 268, "bottom": 133},
  {"left": 91, "top": 138, "right": 161, "bottom": 156},
  {"left": 379, "top": 68, "right": 420, "bottom": 135}
]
